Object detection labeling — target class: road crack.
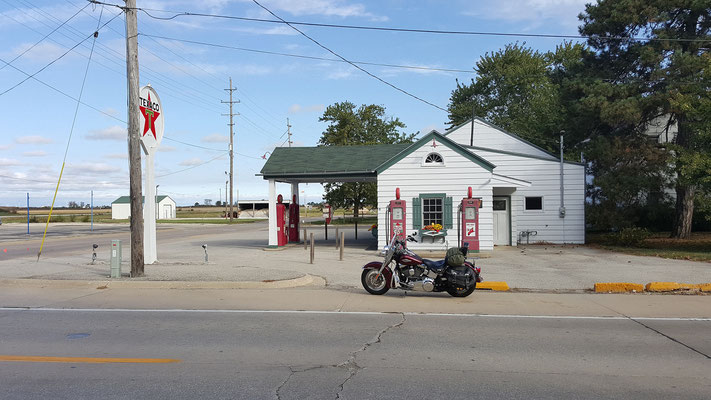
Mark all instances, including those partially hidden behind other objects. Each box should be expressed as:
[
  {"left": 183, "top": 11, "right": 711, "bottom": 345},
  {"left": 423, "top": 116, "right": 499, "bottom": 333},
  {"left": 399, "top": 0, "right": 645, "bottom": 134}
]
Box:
[
  {"left": 275, "top": 365, "right": 329, "bottom": 400},
  {"left": 591, "top": 300, "right": 711, "bottom": 360},
  {"left": 335, "top": 313, "right": 406, "bottom": 399}
]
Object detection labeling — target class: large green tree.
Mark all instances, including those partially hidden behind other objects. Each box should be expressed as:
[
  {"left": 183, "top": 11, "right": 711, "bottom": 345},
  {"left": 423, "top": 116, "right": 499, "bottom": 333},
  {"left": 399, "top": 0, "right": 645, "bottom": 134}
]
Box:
[
  {"left": 579, "top": 0, "right": 711, "bottom": 238},
  {"left": 318, "top": 102, "right": 414, "bottom": 217},
  {"left": 448, "top": 43, "right": 585, "bottom": 152}
]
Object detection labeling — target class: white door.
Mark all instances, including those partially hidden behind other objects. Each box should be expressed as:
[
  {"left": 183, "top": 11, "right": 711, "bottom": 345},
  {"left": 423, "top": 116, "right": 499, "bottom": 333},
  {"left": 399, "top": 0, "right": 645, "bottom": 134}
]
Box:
[{"left": 493, "top": 197, "right": 510, "bottom": 245}]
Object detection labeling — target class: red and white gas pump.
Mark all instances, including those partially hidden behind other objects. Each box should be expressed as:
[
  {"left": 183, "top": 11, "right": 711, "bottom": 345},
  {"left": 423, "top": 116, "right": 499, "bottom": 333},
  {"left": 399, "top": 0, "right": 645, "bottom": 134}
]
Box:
[
  {"left": 288, "top": 194, "right": 300, "bottom": 243},
  {"left": 388, "top": 188, "right": 406, "bottom": 240},
  {"left": 276, "top": 194, "right": 288, "bottom": 246},
  {"left": 459, "top": 187, "right": 480, "bottom": 252}
]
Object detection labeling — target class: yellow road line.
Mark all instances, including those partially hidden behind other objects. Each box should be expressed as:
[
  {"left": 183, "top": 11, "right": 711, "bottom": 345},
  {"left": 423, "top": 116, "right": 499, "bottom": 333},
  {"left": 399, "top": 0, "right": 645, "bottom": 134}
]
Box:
[{"left": 0, "top": 355, "right": 180, "bottom": 364}]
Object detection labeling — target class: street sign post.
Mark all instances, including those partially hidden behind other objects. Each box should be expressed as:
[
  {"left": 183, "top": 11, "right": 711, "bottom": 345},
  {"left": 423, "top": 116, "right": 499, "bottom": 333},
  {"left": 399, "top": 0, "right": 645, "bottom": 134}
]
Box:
[{"left": 139, "top": 84, "right": 164, "bottom": 264}]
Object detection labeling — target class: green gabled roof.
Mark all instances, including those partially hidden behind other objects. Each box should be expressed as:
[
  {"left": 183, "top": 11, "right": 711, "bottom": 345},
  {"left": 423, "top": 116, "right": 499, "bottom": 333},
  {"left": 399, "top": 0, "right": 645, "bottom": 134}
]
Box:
[
  {"left": 259, "top": 144, "right": 410, "bottom": 178},
  {"left": 375, "top": 131, "right": 495, "bottom": 173},
  {"left": 112, "top": 195, "right": 169, "bottom": 204}
]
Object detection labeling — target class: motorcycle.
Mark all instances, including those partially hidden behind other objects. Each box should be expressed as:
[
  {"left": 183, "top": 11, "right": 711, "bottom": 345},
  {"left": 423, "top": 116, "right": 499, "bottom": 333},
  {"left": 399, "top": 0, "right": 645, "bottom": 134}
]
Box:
[{"left": 361, "top": 231, "right": 482, "bottom": 297}]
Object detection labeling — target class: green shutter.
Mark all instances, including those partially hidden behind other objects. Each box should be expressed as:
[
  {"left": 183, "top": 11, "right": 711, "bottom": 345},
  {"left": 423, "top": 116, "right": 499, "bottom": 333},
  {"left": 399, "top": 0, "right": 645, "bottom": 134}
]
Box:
[
  {"left": 444, "top": 196, "right": 453, "bottom": 229},
  {"left": 412, "top": 197, "right": 421, "bottom": 230}
]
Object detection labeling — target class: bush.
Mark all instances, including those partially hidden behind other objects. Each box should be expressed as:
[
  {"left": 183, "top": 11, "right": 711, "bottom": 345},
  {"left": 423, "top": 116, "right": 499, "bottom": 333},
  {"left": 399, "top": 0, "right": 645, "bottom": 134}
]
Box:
[
  {"left": 603, "top": 227, "right": 650, "bottom": 247},
  {"left": 81, "top": 215, "right": 90, "bottom": 222},
  {"left": 68, "top": 215, "right": 76, "bottom": 222}
]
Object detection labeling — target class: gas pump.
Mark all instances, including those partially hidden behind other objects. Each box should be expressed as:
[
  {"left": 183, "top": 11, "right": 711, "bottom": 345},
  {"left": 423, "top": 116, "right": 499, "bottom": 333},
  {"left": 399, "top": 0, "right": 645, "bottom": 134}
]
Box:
[
  {"left": 458, "top": 187, "right": 480, "bottom": 252},
  {"left": 276, "top": 194, "right": 288, "bottom": 246},
  {"left": 387, "top": 188, "right": 406, "bottom": 240},
  {"left": 288, "top": 194, "right": 300, "bottom": 243}
]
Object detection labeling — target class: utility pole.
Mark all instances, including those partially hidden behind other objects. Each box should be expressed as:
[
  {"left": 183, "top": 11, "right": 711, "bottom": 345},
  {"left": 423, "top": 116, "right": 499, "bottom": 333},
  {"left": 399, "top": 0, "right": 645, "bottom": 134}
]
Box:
[
  {"left": 287, "top": 118, "right": 292, "bottom": 147},
  {"left": 222, "top": 78, "right": 238, "bottom": 222},
  {"left": 125, "top": 0, "right": 144, "bottom": 276}
]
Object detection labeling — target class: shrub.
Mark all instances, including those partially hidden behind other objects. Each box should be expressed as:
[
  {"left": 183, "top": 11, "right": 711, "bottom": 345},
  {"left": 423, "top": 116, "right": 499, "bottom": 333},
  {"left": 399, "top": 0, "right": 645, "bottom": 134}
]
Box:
[
  {"left": 68, "top": 215, "right": 76, "bottom": 222},
  {"left": 81, "top": 215, "right": 90, "bottom": 222},
  {"left": 603, "top": 227, "right": 650, "bottom": 247}
]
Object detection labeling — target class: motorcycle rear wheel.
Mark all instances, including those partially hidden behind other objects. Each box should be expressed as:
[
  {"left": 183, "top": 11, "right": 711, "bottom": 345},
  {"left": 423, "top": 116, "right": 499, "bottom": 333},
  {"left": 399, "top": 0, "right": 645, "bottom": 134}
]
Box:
[
  {"left": 446, "top": 281, "right": 476, "bottom": 297},
  {"left": 361, "top": 269, "right": 389, "bottom": 295}
]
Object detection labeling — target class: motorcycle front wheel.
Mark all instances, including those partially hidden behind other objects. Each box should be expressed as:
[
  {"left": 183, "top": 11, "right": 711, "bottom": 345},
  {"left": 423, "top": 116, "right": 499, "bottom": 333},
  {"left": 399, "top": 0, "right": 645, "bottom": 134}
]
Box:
[{"left": 361, "top": 269, "right": 389, "bottom": 295}]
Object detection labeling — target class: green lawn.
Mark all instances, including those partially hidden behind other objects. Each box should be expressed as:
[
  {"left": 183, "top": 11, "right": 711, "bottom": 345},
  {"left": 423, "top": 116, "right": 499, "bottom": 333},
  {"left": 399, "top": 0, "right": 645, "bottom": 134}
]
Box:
[{"left": 587, "top": 232, "right": 711, "bottom": 262}]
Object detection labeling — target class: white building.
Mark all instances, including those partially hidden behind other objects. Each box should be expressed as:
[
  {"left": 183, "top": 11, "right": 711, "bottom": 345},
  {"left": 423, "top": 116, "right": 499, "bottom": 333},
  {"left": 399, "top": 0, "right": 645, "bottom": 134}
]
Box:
[
  {"left": 111, "top": 195, "right": 176, "bottom": 220},
  {"left": 260, "top": 118, "right": 585, "bottom": 251}
]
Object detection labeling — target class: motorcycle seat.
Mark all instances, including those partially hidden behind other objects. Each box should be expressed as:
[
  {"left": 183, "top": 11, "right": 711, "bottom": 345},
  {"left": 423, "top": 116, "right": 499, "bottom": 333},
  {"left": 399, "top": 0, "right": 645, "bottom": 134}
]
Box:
[{"left": 422, "top": 259, "right": 446, "bottom": 272}]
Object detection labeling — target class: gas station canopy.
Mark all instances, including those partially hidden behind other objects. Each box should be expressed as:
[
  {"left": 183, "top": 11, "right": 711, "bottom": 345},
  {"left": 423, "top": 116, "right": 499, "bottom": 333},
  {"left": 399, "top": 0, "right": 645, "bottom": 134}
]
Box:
[{"left": 258, "top": 143, "right": 411, "bottom": 183}]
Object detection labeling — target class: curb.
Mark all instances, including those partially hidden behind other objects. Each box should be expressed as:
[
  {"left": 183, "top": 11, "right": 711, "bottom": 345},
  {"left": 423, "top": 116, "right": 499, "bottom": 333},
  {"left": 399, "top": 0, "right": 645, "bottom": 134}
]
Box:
[
  {"left": 595, "top": 282, "right": 711, "bottom": 293},
  {"left": 594, "top": 283, "right": 644, "bottom": 293},
  {"left": 0, "top": 274, "right": 325, "bottom": 290},
  {"left": 478, "top": 281, "right": 509, "bottom": 291}
]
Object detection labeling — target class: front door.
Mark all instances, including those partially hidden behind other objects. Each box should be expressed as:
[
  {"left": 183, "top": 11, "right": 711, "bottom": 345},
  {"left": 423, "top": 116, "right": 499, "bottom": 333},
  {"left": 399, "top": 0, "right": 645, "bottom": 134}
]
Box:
[{"left": 493, "top": 197, "right": 510, "bottom": 245}]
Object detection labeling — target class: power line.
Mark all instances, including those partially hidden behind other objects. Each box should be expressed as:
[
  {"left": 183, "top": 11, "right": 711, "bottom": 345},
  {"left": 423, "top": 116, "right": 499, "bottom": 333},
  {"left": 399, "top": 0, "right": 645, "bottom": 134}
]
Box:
[
  {"left": 0, "top": 11, "right": 121, "bottom": 97},
  {"left": 250, "top": 0, "right": 446, "bottom": 112},
  {"left": 139, "top": 34, "right": 476, "bottom": 74},
  {"left": 157, "top": 153, "right": 227, "bottom": 177},
  {"left": 162, "top": 137, "right": 227, "bottom": 152},
  {"left": 0, "top": 2, "right": 89, "bottom": 71},
  {"left": 88, "top": 0, "right": 711, "bottom": 44}
]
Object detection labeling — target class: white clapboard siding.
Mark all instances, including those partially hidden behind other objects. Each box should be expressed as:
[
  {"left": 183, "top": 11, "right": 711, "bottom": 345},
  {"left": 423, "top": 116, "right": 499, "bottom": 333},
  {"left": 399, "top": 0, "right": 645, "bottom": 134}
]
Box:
[
  {"left": 473, "top": 148, "right": 585, "bottom": 244},
  {"left": 445, "top": 119, "right": 556, "bottom": 160},
  {"left": 377, "top": 142, "right": 494, "bottom": 251}
]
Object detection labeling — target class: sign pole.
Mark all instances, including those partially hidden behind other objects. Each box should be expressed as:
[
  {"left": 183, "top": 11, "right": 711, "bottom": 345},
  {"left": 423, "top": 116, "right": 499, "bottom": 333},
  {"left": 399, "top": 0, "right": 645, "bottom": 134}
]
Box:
[
  {"left": 138, "top": 84, "right": 164, "bottom": 265},
  {"left": 26, "top": 192, "right": 29, "bottom": 235}
]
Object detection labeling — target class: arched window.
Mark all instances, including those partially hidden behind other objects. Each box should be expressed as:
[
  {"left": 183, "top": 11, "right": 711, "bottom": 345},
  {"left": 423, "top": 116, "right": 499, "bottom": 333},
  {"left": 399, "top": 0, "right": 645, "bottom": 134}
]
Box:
[{"left": 424, "top": 152, "right": 444, "bottom": 164}]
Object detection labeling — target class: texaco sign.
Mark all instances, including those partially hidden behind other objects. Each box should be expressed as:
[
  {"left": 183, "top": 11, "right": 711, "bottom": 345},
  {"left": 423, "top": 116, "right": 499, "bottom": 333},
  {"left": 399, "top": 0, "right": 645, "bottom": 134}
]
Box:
[{"left": 138, "top": 85, "right": 164, "bottom": 153}]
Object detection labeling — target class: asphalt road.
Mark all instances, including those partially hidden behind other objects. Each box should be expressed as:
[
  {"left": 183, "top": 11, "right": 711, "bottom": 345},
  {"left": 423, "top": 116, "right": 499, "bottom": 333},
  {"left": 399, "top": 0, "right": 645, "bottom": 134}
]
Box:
[{"left": 1, "top": 308, "right": 709, "bottom": 399}]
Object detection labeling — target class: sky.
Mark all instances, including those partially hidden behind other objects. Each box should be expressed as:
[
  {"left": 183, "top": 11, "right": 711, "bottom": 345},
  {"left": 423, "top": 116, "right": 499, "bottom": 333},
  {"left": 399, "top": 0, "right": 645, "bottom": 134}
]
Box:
[{"left": 0, "top": 0, "right": 591, "bottom": 208}]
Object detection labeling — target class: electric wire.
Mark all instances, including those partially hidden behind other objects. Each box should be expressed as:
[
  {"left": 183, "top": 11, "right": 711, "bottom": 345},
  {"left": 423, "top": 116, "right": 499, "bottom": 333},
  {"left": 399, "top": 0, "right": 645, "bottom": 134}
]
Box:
[
  {"left": 0, "top": 11, "right": 120, "bottom": 97},
  {"left": 88, "top": 0, "right": 711, "bottom": 44},
  {"left": 138, "top": 34, "right": 476, "bottom": 74},
  {"left": 250, "top": 0, "right": 447, "bottom": 112},
  {"left": 157, "top": 153, "right": 227, "bottom": 177},
  {"left": 0, "top": 2, "right": 89, "bottom": 71},
  {"left": 38, "top": 5, "right": 104, "bottom": 261},
  {"left": 162, "top": 137, "right": 227, "bottom": 152}
]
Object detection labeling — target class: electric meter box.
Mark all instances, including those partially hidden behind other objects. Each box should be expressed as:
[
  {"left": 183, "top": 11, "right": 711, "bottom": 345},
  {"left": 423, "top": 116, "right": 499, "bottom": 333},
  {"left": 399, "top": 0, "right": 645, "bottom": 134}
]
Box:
[{"left": 110, "top": 239, "right": 122, "bottom": 278}]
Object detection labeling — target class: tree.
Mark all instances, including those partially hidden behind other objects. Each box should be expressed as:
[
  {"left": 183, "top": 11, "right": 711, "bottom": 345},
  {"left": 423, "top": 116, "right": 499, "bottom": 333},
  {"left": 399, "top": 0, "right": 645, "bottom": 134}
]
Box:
[
  {"left": 318, "top": 102, "right": 415, "bottom": 217},
  {"left": 448, "top": 43, "right": 582, "bottom": 152},
  {"left": 579, "top": 0, "right": 711, "bottom": 238}
]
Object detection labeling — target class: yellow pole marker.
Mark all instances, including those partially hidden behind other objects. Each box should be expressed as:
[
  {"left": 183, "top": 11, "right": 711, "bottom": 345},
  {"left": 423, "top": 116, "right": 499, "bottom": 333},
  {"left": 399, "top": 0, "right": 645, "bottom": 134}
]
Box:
[
  {"left": 37, "top": 162, "right": 65, "bottom": 261},
  {"left": 0, "top": 355, "right": 180, "bottom": 364}
]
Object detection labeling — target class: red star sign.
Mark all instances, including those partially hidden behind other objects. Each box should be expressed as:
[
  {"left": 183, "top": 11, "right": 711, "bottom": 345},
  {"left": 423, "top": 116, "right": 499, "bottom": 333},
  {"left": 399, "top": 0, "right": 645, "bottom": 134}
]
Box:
[{"left": 140, "top": 93, "right": 160, "bottom": 139}]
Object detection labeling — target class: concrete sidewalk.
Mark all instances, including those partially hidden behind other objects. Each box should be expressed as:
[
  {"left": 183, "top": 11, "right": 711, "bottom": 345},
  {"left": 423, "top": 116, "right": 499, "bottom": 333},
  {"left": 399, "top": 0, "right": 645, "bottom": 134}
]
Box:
[{"left": 0, "top": 222, "right": 709, "bottom": 291}]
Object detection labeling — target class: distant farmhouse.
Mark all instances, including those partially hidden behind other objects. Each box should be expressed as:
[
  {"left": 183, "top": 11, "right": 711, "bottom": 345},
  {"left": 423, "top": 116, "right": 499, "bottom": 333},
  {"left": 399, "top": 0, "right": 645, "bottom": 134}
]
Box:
[{"left": 111, "top": 196, "right": 176, "bottom": 219}]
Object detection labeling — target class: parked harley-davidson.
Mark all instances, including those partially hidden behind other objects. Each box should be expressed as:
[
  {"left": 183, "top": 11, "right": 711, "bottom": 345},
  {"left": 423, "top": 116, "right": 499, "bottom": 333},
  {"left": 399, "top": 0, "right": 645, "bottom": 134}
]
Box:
[{"left": 361, "top": 232, "right": 482, "bottom": 297}]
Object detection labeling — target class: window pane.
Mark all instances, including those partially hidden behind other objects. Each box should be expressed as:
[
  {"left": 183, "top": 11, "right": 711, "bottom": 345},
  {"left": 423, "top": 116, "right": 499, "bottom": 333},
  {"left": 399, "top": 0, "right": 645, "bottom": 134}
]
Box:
[
  {"left": 525, "top": 197, "right": 543, "bottom": 210},
  {"left": 421, "top": 197, "right": 443, "bottom": 226},
  {"left": 493, "top": 200, "right": 507, "bottom": 211}
]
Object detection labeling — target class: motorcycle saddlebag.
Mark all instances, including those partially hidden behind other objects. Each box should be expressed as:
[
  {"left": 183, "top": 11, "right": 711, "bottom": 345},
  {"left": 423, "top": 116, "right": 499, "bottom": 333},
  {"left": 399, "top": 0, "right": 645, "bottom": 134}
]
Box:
[{"left": 446, "top": 266, "right": 473, "bottom": 287}]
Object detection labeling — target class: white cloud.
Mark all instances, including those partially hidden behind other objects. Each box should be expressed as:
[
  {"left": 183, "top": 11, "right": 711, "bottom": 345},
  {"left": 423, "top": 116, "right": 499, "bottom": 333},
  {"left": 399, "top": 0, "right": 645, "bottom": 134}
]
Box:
[
  {"left": 248, "top": 0, "right": 388, "bottom": 21},
  {"left": 102, "top": 108, "right": 120, "bottom": 118},
  {"left": 0, "top": 144, "right": 12, "bottom": 151},
  {"left": 0, "top": 158, "right": 22, "bottom": 166},
  {"left": 158, "top": 145, "right": 177, "bottom": 152},
  {"left": 65, "top": 162, "right": 122, "bottom": 175},
  {"left": 179, "top": 157, "right": 204, "bottom": 166},
  {"left": 202, "top": 134, "right": 229, "bottom": 143},
  {"left": 289, "top": 104, "right": 325, "bottom": 113},
  {"left": 462, "top": 0, "right": 589, "bottom": 30},
  {"left": 22, "top": 151, "right": 48, "bottom": 157},
  {"left": 106, "top": 153, "right": 128, "bottom": 160},
  {"left": 86, "top": 126, "right": 126, "bottom": 141},
  {"left": 15, "top": 135, "right": 53, "bottom": 144}
]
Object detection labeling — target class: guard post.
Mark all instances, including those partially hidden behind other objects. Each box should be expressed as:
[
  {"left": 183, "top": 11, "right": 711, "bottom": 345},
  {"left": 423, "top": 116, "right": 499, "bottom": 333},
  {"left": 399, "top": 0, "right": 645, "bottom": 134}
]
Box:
[{"left": 110, "top": 239, "right": 122, "bottom": 278}]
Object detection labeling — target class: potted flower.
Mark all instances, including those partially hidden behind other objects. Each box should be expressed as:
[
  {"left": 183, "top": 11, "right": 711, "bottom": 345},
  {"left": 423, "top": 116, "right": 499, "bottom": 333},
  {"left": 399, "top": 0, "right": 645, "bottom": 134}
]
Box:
[
  {"left": 423, "top": 223, "right": 443, "bottom": 233},
  {"left": 368, "top": 223, "right": 378, "bottom": 237}
]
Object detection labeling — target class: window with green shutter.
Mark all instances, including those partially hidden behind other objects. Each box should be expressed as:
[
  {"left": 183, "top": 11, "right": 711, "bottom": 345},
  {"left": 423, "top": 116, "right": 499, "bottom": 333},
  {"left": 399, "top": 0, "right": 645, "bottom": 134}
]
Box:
[{"left": 412, "top": 197, "right": 421, "bottom": 229}]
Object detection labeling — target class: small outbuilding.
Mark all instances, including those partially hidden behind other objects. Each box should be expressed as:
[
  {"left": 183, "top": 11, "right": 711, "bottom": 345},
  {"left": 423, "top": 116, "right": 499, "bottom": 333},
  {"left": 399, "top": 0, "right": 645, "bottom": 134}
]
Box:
[{"left": 111, "top": 195, "right": 176, "bottom": 219}]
